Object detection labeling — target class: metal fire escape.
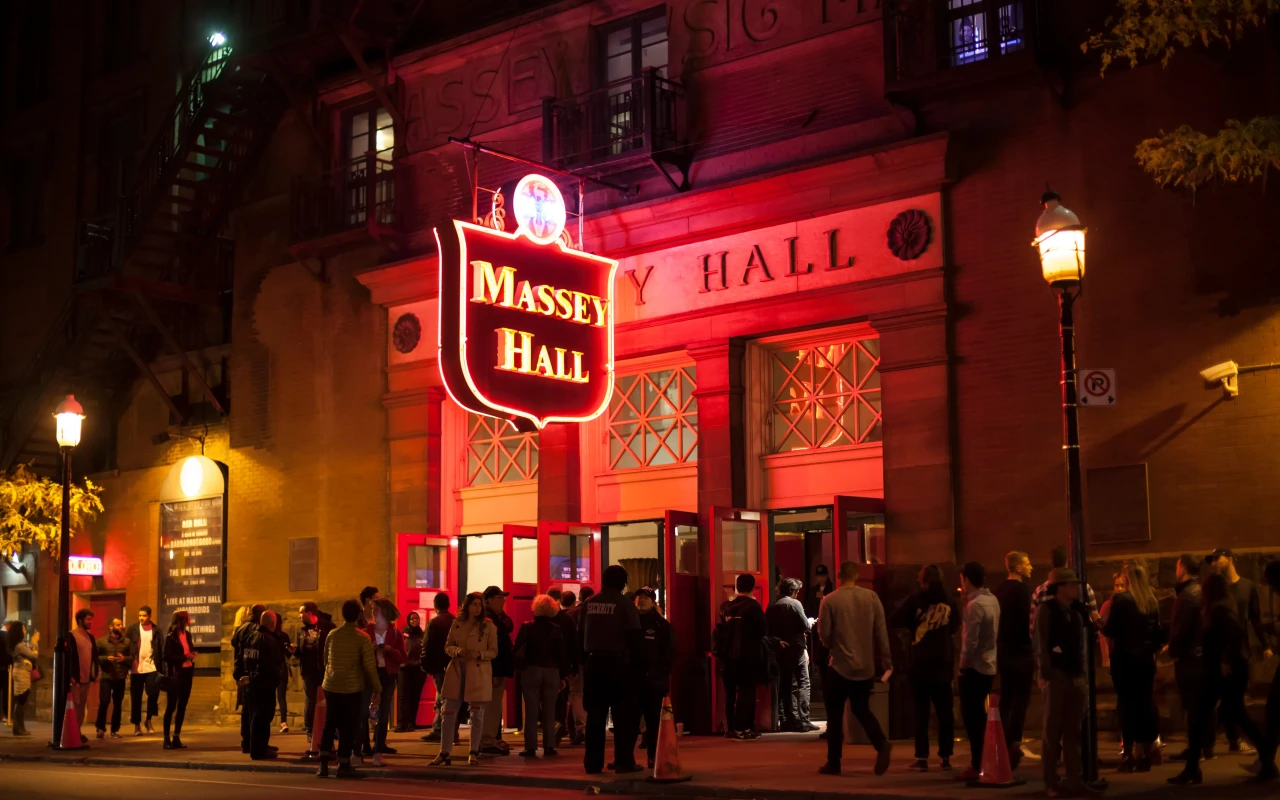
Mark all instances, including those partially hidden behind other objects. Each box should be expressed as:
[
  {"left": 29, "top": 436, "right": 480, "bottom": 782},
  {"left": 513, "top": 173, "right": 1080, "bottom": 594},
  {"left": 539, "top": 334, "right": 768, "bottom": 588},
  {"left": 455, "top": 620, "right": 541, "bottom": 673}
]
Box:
[{"left": 0, "top": 38, "right": 285, "bottom": 475}]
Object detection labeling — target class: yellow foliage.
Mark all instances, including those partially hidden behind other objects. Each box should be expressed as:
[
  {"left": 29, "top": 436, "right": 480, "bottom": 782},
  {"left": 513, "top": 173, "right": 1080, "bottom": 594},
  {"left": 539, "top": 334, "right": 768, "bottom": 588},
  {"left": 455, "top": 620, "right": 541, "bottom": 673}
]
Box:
[{"left": 0, "top": 464, "right": 105, "bottom": 559}]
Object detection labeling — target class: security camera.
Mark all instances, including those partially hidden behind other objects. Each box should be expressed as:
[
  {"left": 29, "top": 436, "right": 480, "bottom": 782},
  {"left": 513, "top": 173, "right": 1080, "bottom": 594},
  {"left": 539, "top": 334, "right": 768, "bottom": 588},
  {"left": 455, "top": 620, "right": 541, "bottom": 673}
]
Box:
[{"left": 1200, "top": 361, "right": 1239, "bottom": 396}]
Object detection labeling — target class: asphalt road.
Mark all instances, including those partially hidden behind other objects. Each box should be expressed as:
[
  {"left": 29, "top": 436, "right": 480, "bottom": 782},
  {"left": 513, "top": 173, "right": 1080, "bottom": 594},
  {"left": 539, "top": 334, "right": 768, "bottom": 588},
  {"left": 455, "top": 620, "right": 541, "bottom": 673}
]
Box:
[{"left": 2, "top": 762, "right": 649, "bottom": 800}]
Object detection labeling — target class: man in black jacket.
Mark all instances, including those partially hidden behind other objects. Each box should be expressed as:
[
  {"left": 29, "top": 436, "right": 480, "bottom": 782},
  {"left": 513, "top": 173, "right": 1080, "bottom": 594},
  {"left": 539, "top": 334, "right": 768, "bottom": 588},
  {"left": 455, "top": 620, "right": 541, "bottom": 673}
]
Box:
[
  {"left": 125, "top": 606, "right": 163, "bottom": 735},
  {"left": 297, "top": 602, "right": 335, "bottom": 736},
  {"left": 767, "top": 578, "right": 815, "bottom": 732},
  {"left": 1036, "top": 568, "right": 1098, "bottom": 798},
  {"left": 722, "top": 573, "right": 769, "bottom": 740},
  {"left": 1168, "top": 554, "right": 1208, "bottom": 761},
  {"left": 635, "top": 587, "right": 674, "bottom": 767},
  {"left": 994, "top": 550, "right": 1035, "bottom": 768},
  {"left": 232, "top": 604, "right": 266, "bottom": 755},
  {"left": 566, "top": 586, "right": 593, "bottom": 745},
  {"left": 481, "top": 586, "right": 514, "bottom": 755},
  {"left": 549, "top": 588, "right": 579, "bottom": 740},
  {"left": 95, "top": 617, "right": 131, "bottom": 738},
  {"left": 241, "top": 610, "right": 284, "bottom": 760},
  {"left": 419, "top": 593, "right": 455, "bottom": 743},
  {"left": 582, "top": 565, "right": 644, "bottom": 774}
]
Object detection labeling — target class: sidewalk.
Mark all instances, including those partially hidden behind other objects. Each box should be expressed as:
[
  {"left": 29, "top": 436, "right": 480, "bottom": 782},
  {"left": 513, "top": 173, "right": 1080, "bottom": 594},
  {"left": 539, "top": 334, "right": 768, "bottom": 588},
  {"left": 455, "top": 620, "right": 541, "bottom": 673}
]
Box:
[{"left": 1, "top": 721, "right": 1273, "bottom": 799}]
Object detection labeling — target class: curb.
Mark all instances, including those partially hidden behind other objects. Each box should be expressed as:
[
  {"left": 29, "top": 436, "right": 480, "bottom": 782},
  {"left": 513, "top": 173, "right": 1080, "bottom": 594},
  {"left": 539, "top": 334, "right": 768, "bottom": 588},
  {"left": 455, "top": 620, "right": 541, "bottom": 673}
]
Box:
[{"left": 0, "top": 751, "right": 926, "bottom": 800}]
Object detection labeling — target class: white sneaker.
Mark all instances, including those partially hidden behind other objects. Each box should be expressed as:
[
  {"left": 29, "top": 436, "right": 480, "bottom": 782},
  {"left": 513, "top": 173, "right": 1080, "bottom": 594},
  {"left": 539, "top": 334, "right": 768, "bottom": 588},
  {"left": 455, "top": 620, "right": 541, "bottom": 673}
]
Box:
[
  {"left": 280, "top": 723, "right": 289, "bottom": 734},
  {"left": 371, "top": 753, "right": 386, "bottom": 767},
  {"left": 350, "top": 754, "right": 364, "bottom": 767}
]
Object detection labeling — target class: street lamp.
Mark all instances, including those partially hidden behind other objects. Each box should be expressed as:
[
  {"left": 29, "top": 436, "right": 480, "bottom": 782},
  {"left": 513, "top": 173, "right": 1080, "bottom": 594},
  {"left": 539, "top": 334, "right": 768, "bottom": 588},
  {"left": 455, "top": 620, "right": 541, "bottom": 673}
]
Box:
[
  {"left": 1033, "top": 191, "right": 1099, "bottom": 784},
  {"left": 51, "top": 394, "right": 83, "bottom": 750}
]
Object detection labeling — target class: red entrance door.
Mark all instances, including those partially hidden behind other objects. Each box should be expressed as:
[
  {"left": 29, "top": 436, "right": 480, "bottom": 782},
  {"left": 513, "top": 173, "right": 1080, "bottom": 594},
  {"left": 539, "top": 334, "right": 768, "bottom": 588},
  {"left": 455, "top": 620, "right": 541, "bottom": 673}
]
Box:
[
  {"left": 663, "top": 509, "right": 709, "bottom": 733},
  {"left": 395, "top": 533, "right": 458, "bottom": 726},
  {"left": 708, "top": 507, "right": 769, "bottom": 734},
  {"left": 502, "top": 524, "right": 538, "bottom": 725},
  {"left": 537, "top": 521, "right": 602, "bottom": 598}
]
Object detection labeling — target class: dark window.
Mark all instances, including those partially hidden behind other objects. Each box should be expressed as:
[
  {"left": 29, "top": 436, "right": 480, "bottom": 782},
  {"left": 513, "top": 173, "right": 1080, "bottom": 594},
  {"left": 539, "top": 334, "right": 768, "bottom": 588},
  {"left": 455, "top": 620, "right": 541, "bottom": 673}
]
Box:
[
  {"left": 101, "top": 0, "right": 142, "bottom": 72},
  {"left": 341, "top": 105, "right": 395, "bottom": 225},
  {"left": 15, "top": 2, "right": 52, "bottom": 110},
  {"left": 944, "top": 0, "right": 1025, "bottom": 66},
  {"left": 8, "top": 157, "right": 47, "bottom": 249},
  {"left": 593, "top": 8, "right": 669, "bottom": 157},
  {"left": 98, "top": 104, "right": 144, "bottom": 216}
]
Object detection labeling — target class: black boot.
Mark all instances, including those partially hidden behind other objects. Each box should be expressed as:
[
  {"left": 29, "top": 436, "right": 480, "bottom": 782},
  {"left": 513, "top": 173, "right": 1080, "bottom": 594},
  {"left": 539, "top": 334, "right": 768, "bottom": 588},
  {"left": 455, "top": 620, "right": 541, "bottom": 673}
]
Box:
[{"left": 316, "top": 758, "right": 330, "bottom": 778}]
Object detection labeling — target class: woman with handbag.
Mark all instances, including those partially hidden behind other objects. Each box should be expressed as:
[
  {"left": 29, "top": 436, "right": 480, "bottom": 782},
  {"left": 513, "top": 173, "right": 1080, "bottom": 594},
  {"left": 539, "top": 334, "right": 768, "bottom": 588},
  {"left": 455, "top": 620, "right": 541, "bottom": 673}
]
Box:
[
  {"left": 7, "top": 621, "right": 37, "bottom": 736},
  {"left": 429, "top": 592, "right": 497, "bottom": 766},
  {"left": 162, "top": 610, "right": 197, "bottom": 749}
]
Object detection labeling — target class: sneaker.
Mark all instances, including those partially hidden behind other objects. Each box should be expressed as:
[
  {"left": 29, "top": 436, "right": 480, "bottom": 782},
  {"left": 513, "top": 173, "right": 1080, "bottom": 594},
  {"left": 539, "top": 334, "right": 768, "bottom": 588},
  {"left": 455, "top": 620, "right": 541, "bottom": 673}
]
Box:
[
  {"left": 744, "top": 729, "right": 761, "bottom": 740},
  {"left": 316, "top": 760, "right": 330, "bottom": 778},
  {"left": 97, "top": 730, "right": 105, "bottom": 739},
  {"left": 134, "top": 725, "right": 143, "bottom": 737},
  {"left": 335, "top": 762, "right": 357, "bottom": 779},
  {"left": 874, "top": 742, "right": 893, "bottom": 776},
  {"left": 615, "top": 764, "right": 644, "bottom": 774},
  {"left": 350, "top": 754, "right": 364, "bottom": 767},
  {"left": 420, "top": 731, "right": 442, "bottom": 743},
  {"left": 800, "top": 721, "right": 820, "bottom": 732},
  {"left": 145, "top": 720, "right": 154, "bottom": 735},
  {"left": 940, "top": 757, "right": 952, "bottom": 771},
  {"left": 110, "top": 732, "right": 122, "bottom": 739},
  {"left": 908, "top": 758, "right": 928, "bottom": 771},
  {"left": 371, "top": 753, "right": 386, "bottom": 767},
  {"left": 280, "top": 723, "right": 289, "bottom": 734},
  {"left": 1230, "top": 741, "right": 1256, "bottom": 755},
  {"left": 725, "top": 730, "right": 747, "bottom": 740},
  {"left": 818, "top": 760, "right": 841, "bottom": 775}
]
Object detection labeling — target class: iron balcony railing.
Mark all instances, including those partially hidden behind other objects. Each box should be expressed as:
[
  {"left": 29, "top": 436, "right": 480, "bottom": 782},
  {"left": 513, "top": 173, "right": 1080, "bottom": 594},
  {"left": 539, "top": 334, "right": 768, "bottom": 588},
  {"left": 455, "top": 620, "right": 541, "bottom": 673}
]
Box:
[
  {"left": 542, "top": 68, "right": 684, "bottom": 170},
  {"left": 290, "top": 154, "right": 403, "bottom": 244}
]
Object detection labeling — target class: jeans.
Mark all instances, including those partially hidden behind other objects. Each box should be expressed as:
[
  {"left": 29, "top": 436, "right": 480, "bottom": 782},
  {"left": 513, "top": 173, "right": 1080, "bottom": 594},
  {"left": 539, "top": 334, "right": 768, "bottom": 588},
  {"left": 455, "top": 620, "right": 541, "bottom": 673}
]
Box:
[
  {"left": 163, "top": 666, "right": 194, "bottom": 741},
  {"left": 824, "top": 671, "right": 888, "bottom": 766},
  {"left": 302, "top": 675, "right": 321, "bottom": 731},
  {"left": 721, "top": 665, "right": 757, "bottom": 733},
  {"left": 638, "top": 682, "right": 666, "bottom": 762},
  {"left": 584, "top": 652, "right": 639, "bottom": 773},
  {"left": 430, "top": 673, "right": 447, "bottom": 733},
  {"left": 129, "top": 672, "right": 160, "bottom": 725},
  {"left": 567, "top": 672, "right": 586, "bottom": 736},
  {"left": 1189, "top": 667, "right": 1270, "bottom": 772},
  {"left": 959, "top": 669, "right": 995, "bottom": 770},
  {"left": 777, "top": 645, "right": 811, "bottom": 727},
  {"left": 319, "top": 690, "right": 361, "bottom": 761},
  {"left": 911, "top": 675, "right": 954, "bottom": 758},
  {"left": 373, "top": 667, "right": 395, "bottom": 751},
  {"left": 998, "top": 654, "right": 1034, "bottom": 754},
  {"left": 72, "top": 680, "right": 92, "bottom": 728},
  {"left": 357, "top": 686, "right": 373, "bottom": 754},
  {"left": 397, "top": 665, "right": 427, "bottom": 731},
  {"left": 247, "top": 683, "right": 276, "bottom": 758},
  {"left": 521, "top": 665, "right": 560, "bottom": 753},
  {"left": 276, "top": 675, "right": 289, "bottom": 724},
  {"left": 96, "top": 678, "right": 126, "bottom": 733},
  {"left": 1042, "top": 668, "right": 1087, "bottom": 791},
  {"left": 481, "top": 676, "right": 506, "bottom": 748},
  {"left": 440, "top": 695, "right": 486, "bottom": 755}
]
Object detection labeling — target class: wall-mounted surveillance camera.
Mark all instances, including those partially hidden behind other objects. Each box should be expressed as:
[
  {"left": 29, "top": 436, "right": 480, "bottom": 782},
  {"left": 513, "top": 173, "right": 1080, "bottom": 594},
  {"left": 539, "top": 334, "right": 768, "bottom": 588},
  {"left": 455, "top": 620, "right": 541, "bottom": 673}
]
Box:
[{"left": 1199, "top": 361, "right": 1239, "bottom": 397}]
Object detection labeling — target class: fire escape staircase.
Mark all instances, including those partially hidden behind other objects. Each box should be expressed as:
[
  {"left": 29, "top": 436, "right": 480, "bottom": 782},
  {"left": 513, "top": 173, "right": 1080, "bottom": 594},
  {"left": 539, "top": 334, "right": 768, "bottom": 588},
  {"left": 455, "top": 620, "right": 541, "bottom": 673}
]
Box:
[{"left": 0, "top": 42, "right": 286, "bottom": 475}]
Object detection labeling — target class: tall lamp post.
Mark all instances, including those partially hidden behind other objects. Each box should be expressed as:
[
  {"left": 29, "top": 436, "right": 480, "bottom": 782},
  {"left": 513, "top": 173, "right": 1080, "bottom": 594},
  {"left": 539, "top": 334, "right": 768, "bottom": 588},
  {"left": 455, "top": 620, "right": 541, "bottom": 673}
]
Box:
[
  {"left": 1033, "top": 191, "right": 1098, "bottom": 783},
  {"left": 51, "top": 394, "right": 84, "bottom": 750}
]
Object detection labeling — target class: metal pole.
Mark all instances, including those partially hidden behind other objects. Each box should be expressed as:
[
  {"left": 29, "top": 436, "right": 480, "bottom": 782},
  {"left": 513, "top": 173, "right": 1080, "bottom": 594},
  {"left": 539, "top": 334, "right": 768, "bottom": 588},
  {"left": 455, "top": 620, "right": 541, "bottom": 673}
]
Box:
[
  {"left": 1058, "top": 289, "right": 1098, "bottom": 784},
  {"left": 52, "top": 445, "right": 72, "bottom": 749}
]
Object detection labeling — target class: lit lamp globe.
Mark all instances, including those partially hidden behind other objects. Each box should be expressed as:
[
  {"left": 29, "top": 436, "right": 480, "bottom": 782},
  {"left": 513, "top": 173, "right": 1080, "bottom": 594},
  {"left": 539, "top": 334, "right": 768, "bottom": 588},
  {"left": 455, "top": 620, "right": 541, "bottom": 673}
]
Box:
[
  {"left": 1033, "top": 190, "right": 1086, "bottom": 287},
  {"left": 54, "top": 395, "right": 85, "bottom": 448}
]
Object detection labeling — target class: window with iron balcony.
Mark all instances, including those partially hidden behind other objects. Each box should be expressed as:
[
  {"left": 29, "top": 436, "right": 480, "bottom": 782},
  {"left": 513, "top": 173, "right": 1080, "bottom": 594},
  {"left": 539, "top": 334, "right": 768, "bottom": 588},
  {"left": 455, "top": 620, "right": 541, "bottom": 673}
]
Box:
[{"left": 884, "top": 0, "right": 1037, "bottom": 91}]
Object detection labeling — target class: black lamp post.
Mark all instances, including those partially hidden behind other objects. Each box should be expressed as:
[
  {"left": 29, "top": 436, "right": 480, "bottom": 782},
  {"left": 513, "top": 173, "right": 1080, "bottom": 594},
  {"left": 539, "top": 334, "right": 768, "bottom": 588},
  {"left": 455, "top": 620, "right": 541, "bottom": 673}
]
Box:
[
  {"left": 1033, "top": 191, "right": 1097, "bottom": 783},
  {"left": 51, "top": 394, "right": 83, "bottom": 750}
]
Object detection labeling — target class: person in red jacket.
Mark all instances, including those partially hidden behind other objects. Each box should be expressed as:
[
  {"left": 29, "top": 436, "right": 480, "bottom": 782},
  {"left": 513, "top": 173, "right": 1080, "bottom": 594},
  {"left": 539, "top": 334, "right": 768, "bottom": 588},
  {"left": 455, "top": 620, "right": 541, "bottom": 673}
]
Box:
[{"left": 362, "top": 597, "right": 406, "bottom": 764}]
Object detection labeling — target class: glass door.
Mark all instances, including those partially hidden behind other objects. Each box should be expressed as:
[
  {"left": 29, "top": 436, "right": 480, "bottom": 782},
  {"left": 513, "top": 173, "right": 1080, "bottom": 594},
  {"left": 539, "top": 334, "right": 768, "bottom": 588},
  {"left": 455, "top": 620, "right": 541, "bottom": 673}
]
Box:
[
  {"left": 502, "top": 524, "right": 538, "bottom": 726},
  {"left": 664, "top": 509, "right": 711, "bottom": 734},
  {"left": 537, "top": 521, "right": 601, "bottom": 597},
  {"left": 708, "top": 507, "right": 768, "bottom": 733},
  {"left": 832, "top": 496, "right": 886, "bottom": 567},
  {"left": 395, "top": 533, "right": 458, "bottom": 726}
]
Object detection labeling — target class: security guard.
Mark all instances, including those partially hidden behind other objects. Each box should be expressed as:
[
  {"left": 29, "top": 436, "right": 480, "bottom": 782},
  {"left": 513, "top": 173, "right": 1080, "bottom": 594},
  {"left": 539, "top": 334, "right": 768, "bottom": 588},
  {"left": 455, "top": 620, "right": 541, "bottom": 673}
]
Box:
[
  {"left": 635, "top": 587, "right": 675, "bottom": 769},
  {"left": 581, "top": 564, "right": 644, "bottom": 774}
]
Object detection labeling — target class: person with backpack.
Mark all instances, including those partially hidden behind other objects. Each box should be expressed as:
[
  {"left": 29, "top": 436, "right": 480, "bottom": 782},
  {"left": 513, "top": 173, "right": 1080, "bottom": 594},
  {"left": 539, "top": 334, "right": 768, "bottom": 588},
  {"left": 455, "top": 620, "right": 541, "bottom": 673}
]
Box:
[
  {"left": 890, "top": 564, "right": 958, "bottom": 771},
  {"left": 720, "top": 573, "right": 769, "bottom": 741},
  {"left": 238, "top": 610, "right": 285, "bottom": 759},
  {"left": 514, "top": 593, "right": 568, "bottom": 757}
]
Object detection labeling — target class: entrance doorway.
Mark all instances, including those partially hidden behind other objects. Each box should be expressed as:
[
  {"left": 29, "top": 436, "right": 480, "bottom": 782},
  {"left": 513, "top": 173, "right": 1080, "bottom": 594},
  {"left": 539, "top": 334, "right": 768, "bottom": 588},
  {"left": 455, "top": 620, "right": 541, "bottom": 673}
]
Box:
[{"left": 72, "top": 591, "right": 126, "bottom": 727}]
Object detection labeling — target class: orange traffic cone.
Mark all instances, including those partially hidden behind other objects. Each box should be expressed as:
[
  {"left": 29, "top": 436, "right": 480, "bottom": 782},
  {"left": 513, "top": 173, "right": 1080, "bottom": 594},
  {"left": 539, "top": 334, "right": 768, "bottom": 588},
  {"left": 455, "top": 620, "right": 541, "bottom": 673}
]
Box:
[
  {"left": 970, "top": 694, "right": 1023, "bottom": 788},
  {"left": 305, "top": 687, "right": 327, "bottom": 760},
  {"left": 647, "top": 696, "right": 692, "bottom": 784},
  {"left": 59, "top": 694, "right": 88, "bottom": 750}
]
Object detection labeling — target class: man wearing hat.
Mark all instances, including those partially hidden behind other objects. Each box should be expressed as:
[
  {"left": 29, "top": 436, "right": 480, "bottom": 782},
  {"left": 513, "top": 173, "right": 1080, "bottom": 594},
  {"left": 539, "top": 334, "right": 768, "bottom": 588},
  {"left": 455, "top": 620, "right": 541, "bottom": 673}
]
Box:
[
  {"left": 634, "top": 587, "right": 674, "bottom": 768},
  {"left": 481, "top": 585, "right": 514, "bottom": 755},
  {"left": 1035, "top": 568, "right": 1100, "bottom": 798},
  {"left": 1207, "top": 548, "right": 1272, "bottom": 754}
]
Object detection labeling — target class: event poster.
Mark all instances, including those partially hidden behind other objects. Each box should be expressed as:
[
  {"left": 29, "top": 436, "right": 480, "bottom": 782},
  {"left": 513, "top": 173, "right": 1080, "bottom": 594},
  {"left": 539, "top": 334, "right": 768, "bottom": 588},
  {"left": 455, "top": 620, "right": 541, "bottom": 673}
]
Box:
[{"left": 159, "top": 496, "right": 225, "bottom": 648}]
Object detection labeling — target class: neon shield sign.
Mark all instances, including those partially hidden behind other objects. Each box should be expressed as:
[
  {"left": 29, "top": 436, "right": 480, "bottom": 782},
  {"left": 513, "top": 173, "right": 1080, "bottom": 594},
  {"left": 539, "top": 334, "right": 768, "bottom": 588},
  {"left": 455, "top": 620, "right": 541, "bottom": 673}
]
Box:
[{"left": 437, "top": 174, "right": 617, "bottom": 431}]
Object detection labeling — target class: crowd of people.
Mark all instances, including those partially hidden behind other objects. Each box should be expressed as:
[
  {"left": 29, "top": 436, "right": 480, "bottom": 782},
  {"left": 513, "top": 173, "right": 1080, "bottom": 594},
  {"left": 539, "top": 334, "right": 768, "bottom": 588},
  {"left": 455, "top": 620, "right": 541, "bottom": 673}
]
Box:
[{"left": 4, "top": 547, "right": 1277, "bottom": 797}]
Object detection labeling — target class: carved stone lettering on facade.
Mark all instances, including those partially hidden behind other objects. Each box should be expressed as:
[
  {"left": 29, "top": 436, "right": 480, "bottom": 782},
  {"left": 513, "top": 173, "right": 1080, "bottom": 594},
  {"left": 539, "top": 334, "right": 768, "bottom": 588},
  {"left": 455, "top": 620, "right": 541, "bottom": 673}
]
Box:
[
  {"left": 677, "top": 0, "right": 878, "bottom": 67},
  {"left": 626, "top": 266, "right": 655, "bottom": 305}
]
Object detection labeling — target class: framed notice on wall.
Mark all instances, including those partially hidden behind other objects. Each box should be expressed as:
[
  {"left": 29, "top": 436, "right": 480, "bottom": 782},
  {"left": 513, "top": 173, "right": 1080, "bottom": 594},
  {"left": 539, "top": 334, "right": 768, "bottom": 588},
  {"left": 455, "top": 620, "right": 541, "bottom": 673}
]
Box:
[{"left": 159, "top": 496, "right": 226, "bottom": 648}]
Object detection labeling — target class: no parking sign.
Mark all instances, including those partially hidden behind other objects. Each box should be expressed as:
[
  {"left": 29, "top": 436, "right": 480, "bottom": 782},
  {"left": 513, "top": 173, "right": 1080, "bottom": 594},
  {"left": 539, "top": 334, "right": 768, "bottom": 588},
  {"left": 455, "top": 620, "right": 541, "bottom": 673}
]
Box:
[{"left": 1079, "top": 369, "right": 1116, "bottom": 407}]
